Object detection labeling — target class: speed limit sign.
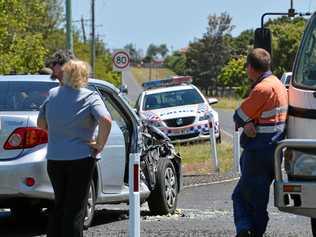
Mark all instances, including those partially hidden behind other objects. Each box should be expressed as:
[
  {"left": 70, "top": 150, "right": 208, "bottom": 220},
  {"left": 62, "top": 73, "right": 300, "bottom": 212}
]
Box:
[{"left": 112, "top": 50, "right": 130, "bottom": 71}]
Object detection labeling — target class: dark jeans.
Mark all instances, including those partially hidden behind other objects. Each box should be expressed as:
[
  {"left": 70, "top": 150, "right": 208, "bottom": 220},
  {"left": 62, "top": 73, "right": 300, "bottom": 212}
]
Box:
[
  {"left": 232, "top": 148, "right": 275, "bottom": 237},
  {"left": 47, "top": 157, "right": 96, "bottom": 237}
]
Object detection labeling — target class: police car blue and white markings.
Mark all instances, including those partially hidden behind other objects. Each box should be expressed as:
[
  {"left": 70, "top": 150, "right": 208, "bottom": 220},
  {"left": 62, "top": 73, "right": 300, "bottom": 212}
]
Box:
[{"left": 137, "top": 76, "right": 221, "bottom": 143}]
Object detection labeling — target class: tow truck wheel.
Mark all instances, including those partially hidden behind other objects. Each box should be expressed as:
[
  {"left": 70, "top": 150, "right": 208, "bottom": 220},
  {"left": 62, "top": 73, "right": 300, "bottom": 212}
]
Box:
[
  {"left": 147, "top": 158, "right": 178, "bottom": 215},
  {"left": 311, "top": 218, "right": 316, "bottom": 237}
]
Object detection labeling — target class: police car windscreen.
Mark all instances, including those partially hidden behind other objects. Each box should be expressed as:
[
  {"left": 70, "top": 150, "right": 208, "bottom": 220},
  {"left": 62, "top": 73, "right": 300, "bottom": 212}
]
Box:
[
  {"left": 143, "top": 89, "right": 204, "bottom": 110},
  {"left": 0, "top": 81, "right": 58, "bottom": 111}
]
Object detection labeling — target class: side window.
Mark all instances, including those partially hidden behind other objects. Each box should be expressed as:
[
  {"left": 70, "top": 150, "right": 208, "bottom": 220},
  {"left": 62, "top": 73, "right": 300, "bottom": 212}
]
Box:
[{"left": 96, "top": 88, "right": 128, "bottom": 131}]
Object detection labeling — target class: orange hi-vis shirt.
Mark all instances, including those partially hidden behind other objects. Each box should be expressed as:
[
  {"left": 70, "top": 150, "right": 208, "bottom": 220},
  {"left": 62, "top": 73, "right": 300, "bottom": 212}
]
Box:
[{"left": 234, "top": 72, "right": 288, "bottom": 150}]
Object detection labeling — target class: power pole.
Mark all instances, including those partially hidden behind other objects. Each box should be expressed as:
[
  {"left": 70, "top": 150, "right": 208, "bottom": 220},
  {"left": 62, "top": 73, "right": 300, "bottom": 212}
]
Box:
[
  {"left": 81, "top": 16, "right": 87, "bottom": 43},
  {"left": 65, "top": 0, "right": 73, "bottom": 52},
  {"left": 91, "top": 0, "right": 96, "bottom": 77}
]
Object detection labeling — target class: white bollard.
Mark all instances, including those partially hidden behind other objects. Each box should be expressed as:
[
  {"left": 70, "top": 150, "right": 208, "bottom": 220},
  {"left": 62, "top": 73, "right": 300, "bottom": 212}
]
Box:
[
  {"left": 233, "top": 124, "right": 241, "bottom": 174},
  {"left": 128, "top": 153, "right": 140, "bottom": 237},
  {"left": 208, "top": 113, "right": 219, "bottom": 172}
]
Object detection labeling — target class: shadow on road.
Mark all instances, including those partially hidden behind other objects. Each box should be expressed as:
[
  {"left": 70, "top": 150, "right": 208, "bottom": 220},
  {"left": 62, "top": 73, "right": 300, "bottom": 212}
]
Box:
[
  {"left": 0, "top": 209, "right": 152, "bottom": 236},
  {"left": 0, "top": 211, "right": 47, "bottom": 237}
]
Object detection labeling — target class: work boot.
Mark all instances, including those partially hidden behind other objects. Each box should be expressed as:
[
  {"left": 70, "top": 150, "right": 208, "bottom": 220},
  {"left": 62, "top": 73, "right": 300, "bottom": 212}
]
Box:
[{"left": 236, "top": 229, "right": 254, "bottom": 237}]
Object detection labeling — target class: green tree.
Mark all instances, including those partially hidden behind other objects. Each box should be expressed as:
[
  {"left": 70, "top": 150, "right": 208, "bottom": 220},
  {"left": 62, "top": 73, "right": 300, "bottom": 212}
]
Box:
[
  {"left": 218, "top": 56, "right": 249, "bottom": 97},
  {"left": 124, "top": 43, "right": 142, "bottom": 64},
  {"left": 74, "top": 34, "right": 120, "bottom": 85},
  {"left": 186, "top": 12, "right": 234, "bottom": 95},
  {"left": 267, "top": 17, "right": 306, "bottom": 77},
  {"left": 0, "top": 0, "right": 49, "bottom": 74},
  {"left": 228, "top": 29, "right": 254, "bottom": 56},
  {"left": 164, "top": 51, "right": 186, "bottom": 75},
  {"left": 157, "top": 44, "right": 169, "bottom": 58}
]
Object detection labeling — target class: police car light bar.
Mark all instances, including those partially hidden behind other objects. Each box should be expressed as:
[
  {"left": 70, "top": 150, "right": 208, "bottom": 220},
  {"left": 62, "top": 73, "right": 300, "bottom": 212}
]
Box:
[{"left": 142, "top": 76, "right": 192, "bottom": 90}]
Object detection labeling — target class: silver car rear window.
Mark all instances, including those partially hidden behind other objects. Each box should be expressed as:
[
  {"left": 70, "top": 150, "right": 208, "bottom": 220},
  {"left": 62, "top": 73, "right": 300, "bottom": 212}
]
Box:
[{"left": 0, "top": 81, "right": 58, "bottom": 111}]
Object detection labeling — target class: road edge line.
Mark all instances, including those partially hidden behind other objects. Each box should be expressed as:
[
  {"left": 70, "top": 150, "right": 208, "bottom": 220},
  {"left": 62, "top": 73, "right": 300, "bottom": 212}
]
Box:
[
  {"left": 222, "top": 128, "right": 233, "bottom": 139},
  {"left": 183, "top": 177, "right": 240, "bottom": 189}
]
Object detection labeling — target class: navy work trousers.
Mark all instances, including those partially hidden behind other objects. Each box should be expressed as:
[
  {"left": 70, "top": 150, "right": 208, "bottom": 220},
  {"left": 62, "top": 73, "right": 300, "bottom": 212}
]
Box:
[
  {"left": 232, "top": 147, "right": 275, "bottom": 236},
  {"left": 47, "top": 157, "right": 96, "bottom": 237}
]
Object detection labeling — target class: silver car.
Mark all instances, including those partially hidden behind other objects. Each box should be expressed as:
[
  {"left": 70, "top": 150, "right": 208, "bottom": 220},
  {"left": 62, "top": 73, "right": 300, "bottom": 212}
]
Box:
[{"left": 0, "top": 75, "right": 182, "bottom": 228}]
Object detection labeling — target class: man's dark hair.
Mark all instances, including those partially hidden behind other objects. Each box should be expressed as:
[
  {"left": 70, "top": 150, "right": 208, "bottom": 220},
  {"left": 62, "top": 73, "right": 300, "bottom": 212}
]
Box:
[
  {"left": 247, "top": 48, "right": 271, "bottom": 72},
  {"left": 46, "top": 49, "right": 75, "bottom": 68}
]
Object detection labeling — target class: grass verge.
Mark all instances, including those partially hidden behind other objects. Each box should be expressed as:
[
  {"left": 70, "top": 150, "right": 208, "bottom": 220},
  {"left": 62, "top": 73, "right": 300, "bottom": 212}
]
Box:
[
  {"left": 213, "top": 97, "right": 241, "bottom": 110},
  {"left": 131, "top": 67, "right": 175, "bottom": 85},
  {"left": 176, "top": 140, "right": 233, "bottom": 175}
]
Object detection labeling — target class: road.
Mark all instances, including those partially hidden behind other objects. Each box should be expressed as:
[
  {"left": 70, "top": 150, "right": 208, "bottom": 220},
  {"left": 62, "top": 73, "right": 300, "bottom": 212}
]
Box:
[
  {"left": 122, "top": 70, "right": 142, "bottom": 103},
  {"left": 0, "top": 181, "right": 311, "bottom": 236}
]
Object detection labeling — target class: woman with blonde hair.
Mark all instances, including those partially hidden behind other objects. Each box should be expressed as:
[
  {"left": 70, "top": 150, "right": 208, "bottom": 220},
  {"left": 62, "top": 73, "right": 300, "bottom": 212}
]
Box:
[{"left": 37, "top": 59, "right": 112, "bottom": 237}]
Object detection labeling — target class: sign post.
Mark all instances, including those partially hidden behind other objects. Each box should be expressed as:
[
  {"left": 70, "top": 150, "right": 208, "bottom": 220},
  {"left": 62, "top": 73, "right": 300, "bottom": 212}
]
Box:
[
  {"left": 208, "top": 112, "right": 219, "bottom": 172},
  {"left": 112, "top": 50, "right": 130, "bottom": 85},
  {"left": 128, "top": 153, "right": 140, "bottom": 237},
  {"left": 233, "top": 124, "right": 241, "bottom": 174}
]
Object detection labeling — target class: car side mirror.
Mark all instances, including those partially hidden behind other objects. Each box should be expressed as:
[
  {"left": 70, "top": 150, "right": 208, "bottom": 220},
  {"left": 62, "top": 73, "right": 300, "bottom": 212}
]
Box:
[
  {"left": 119, "top": 84, "right": 128, "bottom": 94},
  {"left": 208, "top": 98, "right": 218, "bottom": 105}
]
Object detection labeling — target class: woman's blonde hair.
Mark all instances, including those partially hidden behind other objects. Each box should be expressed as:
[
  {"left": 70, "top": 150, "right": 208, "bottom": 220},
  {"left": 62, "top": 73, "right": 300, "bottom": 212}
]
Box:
[{"left": 62, "top": 60, "right": 90, "bottom": 89}]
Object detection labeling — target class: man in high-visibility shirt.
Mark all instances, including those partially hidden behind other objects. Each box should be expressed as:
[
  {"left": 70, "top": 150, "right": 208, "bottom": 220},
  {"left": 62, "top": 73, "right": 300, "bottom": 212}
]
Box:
[{"left": 232, "top": 48, "right": 288, "bottom": 237}]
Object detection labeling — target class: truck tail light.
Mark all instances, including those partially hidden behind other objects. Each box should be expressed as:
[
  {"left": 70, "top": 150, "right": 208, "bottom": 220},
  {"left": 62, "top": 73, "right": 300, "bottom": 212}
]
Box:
[
  {"left": 283, "top": 184, "right": 302, "bottom": 193},
  {"left": 3, "top": 127, "right": 48, "bottom": 150}
]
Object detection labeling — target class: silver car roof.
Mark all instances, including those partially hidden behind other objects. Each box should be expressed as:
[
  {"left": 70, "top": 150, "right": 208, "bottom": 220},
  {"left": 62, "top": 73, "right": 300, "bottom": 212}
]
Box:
[{"left": 0, "top": 75, "right": 119, "bottom": 93}]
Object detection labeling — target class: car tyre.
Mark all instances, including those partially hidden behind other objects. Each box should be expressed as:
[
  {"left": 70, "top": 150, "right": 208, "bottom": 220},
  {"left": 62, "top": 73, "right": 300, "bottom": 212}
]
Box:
[
  {"left": 147, "top": 158, "right": 178, "bottom": 215},
  {"left": 312, "top": 218, "right": 316, "bottom": 237},
  {"left": 83, "top": 181, "right": 96, "bottom": 229}
]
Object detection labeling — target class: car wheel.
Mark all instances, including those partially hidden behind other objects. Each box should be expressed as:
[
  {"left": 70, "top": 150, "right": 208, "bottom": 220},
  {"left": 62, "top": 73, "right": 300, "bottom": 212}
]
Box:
[
  {"left": 147, "top": 158, "right": 178, "bottom": 215},
  {"left": 83, "top": 181, "right": 96, "bottom": 229},
  {"left": 311, "top": 218, "right": 316, "bottom": 237}
]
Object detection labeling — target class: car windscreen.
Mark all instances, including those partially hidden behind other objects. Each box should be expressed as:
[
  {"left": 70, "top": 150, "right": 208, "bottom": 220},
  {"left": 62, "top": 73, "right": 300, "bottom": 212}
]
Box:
[
  {"left": 0, "top": 81, "right": 58, "bottom": 111},
  {"left": 295, "top": 18, "right": 316, "bottom": 89},
  {"left": 143, "top": 88, "right": 204, "bottom": 111}
]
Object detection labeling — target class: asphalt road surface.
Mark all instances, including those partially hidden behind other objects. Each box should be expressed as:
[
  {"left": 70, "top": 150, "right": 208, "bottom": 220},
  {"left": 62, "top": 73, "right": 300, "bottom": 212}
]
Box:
[
  {"left": 0, "top": 181, "right": 311, "bottom": 237},
  {"left": 122, "top": 70, "right": 142, "bottom": 103}
]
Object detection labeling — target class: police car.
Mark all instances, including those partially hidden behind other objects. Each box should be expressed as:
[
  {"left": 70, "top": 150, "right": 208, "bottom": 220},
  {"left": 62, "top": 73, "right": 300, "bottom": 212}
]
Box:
[{"left": 135, "top": 76, "right": 221, "bottom": 143}]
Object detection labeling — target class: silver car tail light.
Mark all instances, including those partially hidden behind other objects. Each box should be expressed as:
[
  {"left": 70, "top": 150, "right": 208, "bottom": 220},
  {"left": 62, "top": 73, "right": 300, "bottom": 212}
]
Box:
[{"left": 3, "top": 127, "right": 48, "bottom": 150}]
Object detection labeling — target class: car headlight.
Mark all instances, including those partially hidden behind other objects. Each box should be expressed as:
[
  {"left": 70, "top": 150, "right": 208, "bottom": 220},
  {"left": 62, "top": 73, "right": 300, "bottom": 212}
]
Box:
[{"left": 289, "top": 150, "right": 316, "bottom": 177}]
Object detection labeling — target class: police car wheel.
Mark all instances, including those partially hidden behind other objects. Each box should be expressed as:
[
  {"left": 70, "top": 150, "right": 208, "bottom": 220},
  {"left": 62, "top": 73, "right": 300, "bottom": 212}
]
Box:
[
  {"left": 83, "top": 182, "right": 96, "bottom": 229},
  {"left": 311, "top": 218, "right": 316, "bottom": 237},
  {"left": 147, "top": 158, "right": 178, "bottom": 215}
]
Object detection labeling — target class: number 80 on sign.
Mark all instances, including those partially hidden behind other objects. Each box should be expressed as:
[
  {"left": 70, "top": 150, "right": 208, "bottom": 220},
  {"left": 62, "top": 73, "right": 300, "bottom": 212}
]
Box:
[{"left": 112, "top": 50, "right": 130, "bottom": 71}]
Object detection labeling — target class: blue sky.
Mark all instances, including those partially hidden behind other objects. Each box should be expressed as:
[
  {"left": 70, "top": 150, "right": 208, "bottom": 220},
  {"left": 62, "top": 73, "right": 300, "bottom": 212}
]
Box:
[{"left": 72, "top": 0, "right": 315, "bottom": 51}]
